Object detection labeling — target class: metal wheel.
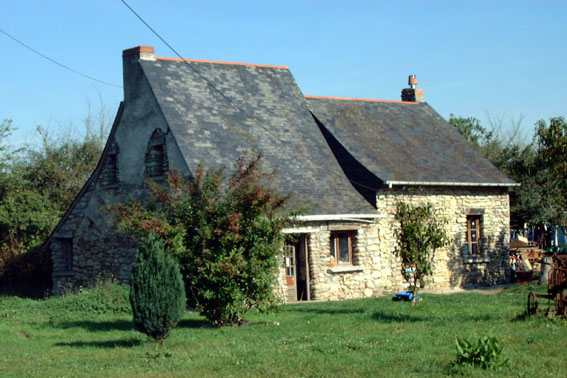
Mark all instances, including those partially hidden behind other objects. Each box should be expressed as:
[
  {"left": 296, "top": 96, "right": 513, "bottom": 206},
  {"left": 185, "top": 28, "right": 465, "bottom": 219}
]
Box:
[
  {"left": 527, "top": 292, "right": 538, "bottom": 315},
  {"left": 555, "top": 290, "right": 567, "bottom": 317}
]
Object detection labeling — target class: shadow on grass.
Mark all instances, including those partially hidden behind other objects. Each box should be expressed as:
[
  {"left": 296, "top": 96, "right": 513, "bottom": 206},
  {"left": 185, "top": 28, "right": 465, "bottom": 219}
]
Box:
[
  {"left": 54, "top": 319, "right": 135, "bottom": 332},
  {"left": 371, "top": 311, "right": 427, "bottom": 323},
  {"left": 54, "top": 318, "right": 210, "bottom": 332},
  {"left": 54, "top": 339, "right": 144, "bottom": 348},
  {"left": 177, "top": 318, "right": 212, "bottom": 328},
  {"left": 371, "top": 311, "right": 498, "bottom": 323},
  {"left": 283, "top": 307, "right": 365, "bottom": 315},
  {"left": 511, "top": 312, "right": 532, "bottom": 322}
]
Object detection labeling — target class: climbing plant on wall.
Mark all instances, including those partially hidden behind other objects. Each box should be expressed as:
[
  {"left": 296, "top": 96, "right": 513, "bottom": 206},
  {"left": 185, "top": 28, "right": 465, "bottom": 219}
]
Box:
[{"left": 393, "top": 201, "right": 450, "bottom": 306}]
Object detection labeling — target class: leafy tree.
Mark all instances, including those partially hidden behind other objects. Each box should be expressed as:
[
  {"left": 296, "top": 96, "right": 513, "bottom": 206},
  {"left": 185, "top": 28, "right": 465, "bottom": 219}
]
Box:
[
  {"left": 0, "top": 130, "right": 103, "bottom": 255},
  {"left": 448, "top": 114, "right": 492, "bottom": 150},
  {"left": 115, "top": 154, "right": 302, "bottom": 326},
  {"left": 394, "top": 202, "right": 450, "bottom": 306},
  {"left": 1, "top": 111, "right": 108, "bottom": 296},
  {"left": 130, "top": 232, "right": 186, "bottom": 343},
  {"left": 0, "top": 119, "right": 17, "bottom": 169},
  {"left": 533, "top": 117, "right": 567, "bottom": 227},
  {"left": 449, "top": 114, "right": 567, "bottom": 231}
]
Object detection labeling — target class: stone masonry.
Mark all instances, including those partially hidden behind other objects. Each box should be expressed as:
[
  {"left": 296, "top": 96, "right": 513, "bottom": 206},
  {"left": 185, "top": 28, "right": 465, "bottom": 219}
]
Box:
[{"left": 276, "top": 186, "right": 510, "bottom": 302}]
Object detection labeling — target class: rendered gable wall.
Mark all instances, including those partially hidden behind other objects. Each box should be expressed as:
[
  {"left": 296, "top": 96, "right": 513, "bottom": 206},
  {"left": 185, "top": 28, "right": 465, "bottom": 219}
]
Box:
[{"left": 51, "top": 61, "right": 188, "bottom": 295}]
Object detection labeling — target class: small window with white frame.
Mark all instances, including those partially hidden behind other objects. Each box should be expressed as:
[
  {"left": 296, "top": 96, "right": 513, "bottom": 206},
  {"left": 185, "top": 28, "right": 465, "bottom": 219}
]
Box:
[{"left": 330, "top": 231, "right": 355, "bottom": 264}]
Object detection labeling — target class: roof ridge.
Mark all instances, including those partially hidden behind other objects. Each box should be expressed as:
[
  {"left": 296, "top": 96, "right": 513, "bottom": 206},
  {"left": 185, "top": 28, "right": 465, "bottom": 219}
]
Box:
[
  {"left": 305, "top": 95, "right": 417, "bottom": 105},
  {"left": 154, "top": 56, "right": 288, "bottom": 69}
]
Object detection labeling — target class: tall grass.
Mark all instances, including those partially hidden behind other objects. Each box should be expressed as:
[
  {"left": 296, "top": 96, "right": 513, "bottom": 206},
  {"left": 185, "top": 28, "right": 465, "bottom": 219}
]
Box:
[{"left": 1, "top": 283, "right": 565, "bottom": 377}]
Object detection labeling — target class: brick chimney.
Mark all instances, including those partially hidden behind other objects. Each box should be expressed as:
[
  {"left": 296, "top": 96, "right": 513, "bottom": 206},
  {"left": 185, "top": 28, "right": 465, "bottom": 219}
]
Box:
[
  {"left": 401, "top": 75, "right": 424, "bottom": 102},
  {"left": 122, "top": 46, "right": 155, "bottom": 101}
]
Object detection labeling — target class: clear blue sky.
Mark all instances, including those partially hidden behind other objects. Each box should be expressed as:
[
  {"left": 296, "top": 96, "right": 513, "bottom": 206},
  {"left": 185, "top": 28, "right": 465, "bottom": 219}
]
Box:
[{"left": 1, "top": 0, "right": 566, "bottom": 147}]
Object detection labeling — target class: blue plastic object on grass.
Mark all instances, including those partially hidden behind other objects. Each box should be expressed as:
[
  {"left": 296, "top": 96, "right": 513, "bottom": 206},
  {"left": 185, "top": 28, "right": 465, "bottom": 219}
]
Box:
[{"left": 392, "top": 290, "right": 421, "bottom": 301}]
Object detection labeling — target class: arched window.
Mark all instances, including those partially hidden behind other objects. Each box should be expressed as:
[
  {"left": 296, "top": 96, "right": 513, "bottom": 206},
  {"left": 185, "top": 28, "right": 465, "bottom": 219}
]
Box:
[
  {"left": 101, "top": 140, "right": 119, "bottom": 190},
  {"left": 145, "top": 129, "right": 168, "bottom": 180}
]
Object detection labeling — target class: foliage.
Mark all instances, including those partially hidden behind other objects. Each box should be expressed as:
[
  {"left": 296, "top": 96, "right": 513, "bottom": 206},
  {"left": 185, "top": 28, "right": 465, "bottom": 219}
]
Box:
[
  {"left": 455, "top": 336, "right": 509, "bottom": 369},
  {"left": 116, "top": 154, "right": 302, "bottom": 326},
  {"left": 533, "top": 117, "right": 567, "bottom": 226},
  {"left": 449, "top": 114, "right": 567, "bottom": 230},
  {"left": 394, "top": 202, "right": 450, "bottom": 305},
  {"left": 129, "top": 232, "right": 186, "bottom": 343},
  {"left": 448, "top": 114, "right": 492, "bottom": 150},
  {"left": 54, "top": 277, "right": 130, "bottom": 315},
  {"left": 0, "top": 119, "right": 18, "bottom": 169},
  {"left": 0, "top": 245, "right": 51, "bottom": 298},
  {"left": 0, "top": 122, "right": 105, "bottom": 295}
]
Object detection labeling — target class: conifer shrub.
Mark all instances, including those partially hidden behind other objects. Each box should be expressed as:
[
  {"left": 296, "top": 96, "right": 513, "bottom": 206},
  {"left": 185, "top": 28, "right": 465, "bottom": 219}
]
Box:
[{"left": 129, "top": 232, "right": 186, "bottom": 343}]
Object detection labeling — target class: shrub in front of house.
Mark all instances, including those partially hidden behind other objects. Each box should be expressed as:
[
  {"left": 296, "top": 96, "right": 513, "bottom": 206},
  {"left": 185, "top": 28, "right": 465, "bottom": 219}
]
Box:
[
  {"left": 129, "top": 232, "right": 186, "bottom": 343},
  {"left": 115, "top": 154, "right": 302, "bottom": 326}
]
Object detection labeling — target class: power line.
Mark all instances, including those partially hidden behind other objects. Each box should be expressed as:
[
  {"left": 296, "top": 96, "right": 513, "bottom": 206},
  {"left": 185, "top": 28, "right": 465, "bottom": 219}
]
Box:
[
  {"left": 119, "top": 0, "right": 383, "bottom": 195},
  {"left": 0, "top": 27, "right": 122, "bottom": 88}
]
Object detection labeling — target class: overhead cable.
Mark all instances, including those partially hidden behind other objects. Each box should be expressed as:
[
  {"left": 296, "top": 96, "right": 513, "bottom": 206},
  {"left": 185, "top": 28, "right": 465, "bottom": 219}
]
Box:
[
  {"left": 119, "top": 0, "right": 383, "bottom": 194},
  {"left": 0, "top": 27, "right": 122, "bottom": 88}
]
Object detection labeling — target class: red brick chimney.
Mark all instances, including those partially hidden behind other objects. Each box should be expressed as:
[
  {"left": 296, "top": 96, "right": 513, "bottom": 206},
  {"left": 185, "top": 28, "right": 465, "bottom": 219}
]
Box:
[
  {"left": 122, "top": 46, "right": 155, "bottom": 101},
  {"left": 401, "top": 75, "right": 424, "bottom": 102}
]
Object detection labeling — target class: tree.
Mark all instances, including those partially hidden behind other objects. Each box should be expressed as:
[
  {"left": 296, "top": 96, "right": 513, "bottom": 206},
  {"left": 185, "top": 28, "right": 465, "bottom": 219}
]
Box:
[
  {"left": 115, "top": 154, "right": 302, "bottom": 326},
  {"left": 0, "top": 119, "right": 17, "bottom": 169},
  {"left": 130, "top": 232, "right": 186, "bottom": 343},
  {"left": 0, "top": 110, "right": 109, "bottom": 296},
  {"left": 394, "top": 202, "right": 450, "bottom": 306},
  {"left": 448, "top": 114, "right": 491, "bottom": 150},
  {"left": 448, "top": 113, "right": 565, "bottom": 231},
  {"left": 533, "top": 117, "right": 567, "bottom": 227}
]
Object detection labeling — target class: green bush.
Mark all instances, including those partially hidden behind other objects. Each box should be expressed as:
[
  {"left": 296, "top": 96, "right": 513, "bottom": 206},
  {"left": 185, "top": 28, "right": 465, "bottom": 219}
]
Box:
[
  {"left": 115, "top": 155, "right": 302, "bottom": 326},
  {"left": 129, "top": 232, "right": 186, "bottom": 343},
  {"left": 455, "top": 336, "right": 509, "bottom": 369}
]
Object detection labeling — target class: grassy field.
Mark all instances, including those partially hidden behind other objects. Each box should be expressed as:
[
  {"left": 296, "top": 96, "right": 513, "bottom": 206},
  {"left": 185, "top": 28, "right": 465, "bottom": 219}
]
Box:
[{"left": 1, "top": 282, "right": 566, "bottom": 377}]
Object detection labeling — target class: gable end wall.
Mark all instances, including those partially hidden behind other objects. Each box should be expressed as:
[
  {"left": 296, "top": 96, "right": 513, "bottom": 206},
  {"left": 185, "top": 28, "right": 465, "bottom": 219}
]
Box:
[
  {"left": 51, "top": 61, "right": 189, "bottom": 295},
  {"left": 376, "top": 186, "right": 511, "bottom": 288}
]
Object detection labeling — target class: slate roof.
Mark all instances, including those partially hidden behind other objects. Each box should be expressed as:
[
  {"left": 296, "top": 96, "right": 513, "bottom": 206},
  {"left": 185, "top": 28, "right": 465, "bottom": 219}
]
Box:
[
  {"left": 306, "top": 97, "right": 516, "bottom": 186},
  {"left": 140, "top": 58, "right": 377, "bottom": 215}
]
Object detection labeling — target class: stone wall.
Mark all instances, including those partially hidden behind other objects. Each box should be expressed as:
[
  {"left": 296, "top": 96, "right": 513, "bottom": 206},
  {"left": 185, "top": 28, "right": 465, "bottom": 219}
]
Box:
[
  {"left": 278, "top": 186, "right": 511, "bottom": 302},
  {"left": 281, "top": 220, "right": 404, "bottom": 302},
  {"left": 54, "top": 181, "right": 511, "bottom": 297},
  {"left": 50, "top": 181, "right": 143, "bottom": 295},
  {"left": 376, "top": 186, "right": 511, "bottom": 289}
]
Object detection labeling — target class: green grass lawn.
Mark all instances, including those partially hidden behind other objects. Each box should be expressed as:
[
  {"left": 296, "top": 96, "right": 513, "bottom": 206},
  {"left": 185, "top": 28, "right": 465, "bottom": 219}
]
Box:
[{"left": 1, "top": 283, "right": 566, "bottom": 377}]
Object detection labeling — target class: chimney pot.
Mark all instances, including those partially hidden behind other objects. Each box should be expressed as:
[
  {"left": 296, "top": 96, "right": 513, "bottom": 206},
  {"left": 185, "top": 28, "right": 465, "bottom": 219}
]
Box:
[
  {"left": 401, "top": 75, "right": 424, "bottom": 103},
  {"left": 408, "top": 75, "right": 418, "bottom": 88}
]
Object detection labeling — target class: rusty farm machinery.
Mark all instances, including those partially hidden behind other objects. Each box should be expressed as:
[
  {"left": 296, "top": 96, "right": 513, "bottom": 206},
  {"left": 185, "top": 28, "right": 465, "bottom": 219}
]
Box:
[{"left": 526, "top": 254, "right": 567, "bottom": 319}]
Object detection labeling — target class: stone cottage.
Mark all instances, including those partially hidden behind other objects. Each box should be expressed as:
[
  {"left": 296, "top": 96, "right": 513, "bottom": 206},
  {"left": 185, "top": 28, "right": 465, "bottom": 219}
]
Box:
[{"left": 49, "top": 46, "right": 517, "bottom": 300}]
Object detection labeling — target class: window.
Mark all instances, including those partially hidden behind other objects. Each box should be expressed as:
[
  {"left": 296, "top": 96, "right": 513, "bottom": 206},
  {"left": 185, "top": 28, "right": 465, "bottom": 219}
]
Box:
[
  {"left": 283, "top": 243, "right": 295, "bottom": 277},
  {"left": 145, "top": 130, "right": 168, "bottom": 180},
  {"left": 330, "top": 232, "right": 354, "bottom": 264},
  {"left": 57, "top": 238, "right": 73, "bottom": 272},
  {"left": 101, "top": 141, "right": 119, "bottom": 190},
  {"left": 466, "top": 215, "right": 482, "bottom": 256}
]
